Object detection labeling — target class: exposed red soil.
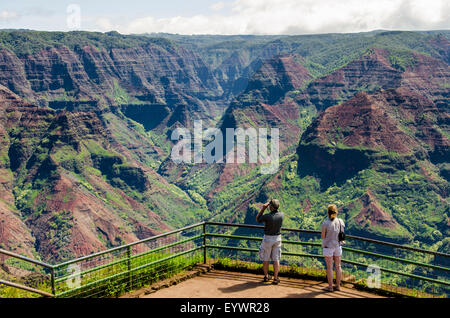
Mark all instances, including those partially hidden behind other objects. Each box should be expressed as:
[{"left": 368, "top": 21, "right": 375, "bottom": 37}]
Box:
[
  {"left": 354, "top": 191, "right": 399, "bottom": 229},
  {"left": 0, "top": 201, "right": 35, "bottom": 260},
  {"left": 277, "top": 55, "right": 312, "bottom": 89},
  {"left": 302, "top": 87, "right": 449, "bottom": 155},
  {"left": 310, "top": 91, "right": 417, "bottom": 153},
  {"left": 0, "top": 85, "right": 174, "bottom": 261},
  {"left": 302, "top": 198, "right": 312, "bottom": 213}
]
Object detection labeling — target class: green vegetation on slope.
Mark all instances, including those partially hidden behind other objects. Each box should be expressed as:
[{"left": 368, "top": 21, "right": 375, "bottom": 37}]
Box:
[{"left": 0, "top": 30, "right": 177, "bottom": 57}]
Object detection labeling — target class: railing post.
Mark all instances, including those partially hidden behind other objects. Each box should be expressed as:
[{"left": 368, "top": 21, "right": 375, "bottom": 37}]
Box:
[
  {"left": 50, "top": 267, "right": 56, "bottom": 297},
  {"left": 127, "top": 246, "right": 132, "bottom": 290},
  {"left": 203, "top": 223, "right": 207, "bottom": 264}
]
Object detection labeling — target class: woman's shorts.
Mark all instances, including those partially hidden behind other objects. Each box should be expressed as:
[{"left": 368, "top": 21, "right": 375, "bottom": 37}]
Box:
[
  {"left": 259, "top": 235, "right": 282, "bottom": 261},
  {"left": 322, "top": 246, "right": 342, "bottom": 257}
]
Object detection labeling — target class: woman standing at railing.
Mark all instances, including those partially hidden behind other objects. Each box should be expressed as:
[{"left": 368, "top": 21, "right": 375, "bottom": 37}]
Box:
[{"left": 321, "top": 204, "right": 345, "bottom": 292}]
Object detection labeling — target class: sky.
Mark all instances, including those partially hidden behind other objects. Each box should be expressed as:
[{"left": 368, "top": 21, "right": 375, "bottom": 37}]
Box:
[{"left": 0, "top": 0, "right": 448, "bottom": 35}]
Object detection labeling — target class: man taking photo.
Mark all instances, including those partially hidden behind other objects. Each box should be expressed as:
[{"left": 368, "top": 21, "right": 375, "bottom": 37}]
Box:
[{"left": 256, "top": 199, "right": 284, "bottom": 284}]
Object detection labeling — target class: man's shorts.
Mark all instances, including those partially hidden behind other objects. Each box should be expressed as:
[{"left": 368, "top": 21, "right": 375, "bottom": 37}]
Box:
[
  {"left": 322, "top": 246, "right": 342, "bottom": 257},
  {"left": 259, "top": 235, "right": 282, "bottom": 262}
]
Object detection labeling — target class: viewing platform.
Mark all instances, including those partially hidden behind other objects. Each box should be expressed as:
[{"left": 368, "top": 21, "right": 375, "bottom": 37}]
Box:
[
  {"left": 1, "top": 222, "right": 449, "bottom": 298},
  {"left": 123, "top": 266, "right": 384, "bottom": 298}
]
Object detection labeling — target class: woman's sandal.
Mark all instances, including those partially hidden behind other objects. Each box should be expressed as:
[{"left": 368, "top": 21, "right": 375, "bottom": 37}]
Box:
[
  {"left": 263, "top": 275, "right": 271, "bottom": 282},
  {"left": 323, "top": 286, "right": 334, "bottom": 292},
  {"left": 272, "top": 278, "right": 280, "bottom": 285}
]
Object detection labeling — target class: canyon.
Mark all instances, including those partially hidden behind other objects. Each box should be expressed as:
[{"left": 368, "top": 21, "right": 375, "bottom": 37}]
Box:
[{"left": 0, "top": 30, "right": 448, "bottom": 263}]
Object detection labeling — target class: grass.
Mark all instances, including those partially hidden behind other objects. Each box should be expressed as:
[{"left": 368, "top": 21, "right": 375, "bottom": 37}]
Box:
[
  {"left": 0, "top": 250, "right": 201, "bottom": 298},
  {"left": 0, "top": 282, "right": 50, "bottom": 298},
  {"left": 111, "top": 80, "right": 130, "bottom": 105},
  {"left": 212, "top": 258, "right": 327, "bottom": 281},
  {"left": 54, "top": 248, "right": 203, "bottom": 298},
  {"left": 0, "top": 30, "right": 177, "bottom": 57},
  {"left": 388, "top": 49, "right": 418, "bottom": 71}
]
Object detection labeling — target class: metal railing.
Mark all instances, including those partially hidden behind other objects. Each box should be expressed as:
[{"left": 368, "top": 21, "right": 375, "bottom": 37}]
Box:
[
  {"left": 0, "top": 221, "right": 449, "bottom": 298},
  {"left": 0, "top": 222, "right": 204, "bottom": 298},
  {"left": 0, "top": 249, "right": 54, "bottom": 298},
  {"left": 205, "top": 222, "right": 450, "bottom": 297}
]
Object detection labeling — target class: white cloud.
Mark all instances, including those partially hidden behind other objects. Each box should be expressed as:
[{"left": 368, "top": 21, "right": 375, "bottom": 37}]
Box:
[
  {"left": 96, "top": 17, "right": 117, "bottom": 31},
  {"left": 210, "top": 1, "right": 226, "bottom": 11},
  {"left": 409, "top": 0, "right": 446, "bottom": 23},
  {"left": 0, "top": 10, "right": 19, "bottom": 21},
  {"left": 95, "top": 0, "right": 450, "bottom": 35}
]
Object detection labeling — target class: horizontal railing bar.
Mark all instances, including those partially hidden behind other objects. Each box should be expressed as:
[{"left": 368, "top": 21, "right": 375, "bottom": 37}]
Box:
[
  {"left": 206, "top": 222, "right": 265, "bottom": 230},
  {"left": 0, "top": 279, "right": 53, "bottom": 297},
  {"left": 206, "top": 245, "right": 258, "bottom": 253},
  {"left": 130, "top": 235, "right": 203, "bottom": 262},
  {"left": 54, "top": 246, "right": 127, "bottom": 270},
  {"left": 129, "top": 246, "right": 203, "bottom": 275},
  {"left": 206, "top": 245, "right": 323, "bottom": 259},
  {"left": 344, "top": 234, "right": 450, "bottom": 258},
  {"left": 206, "top": 244, "right": 450, "bottom": 287},
  {"left": 55, "top": 257, "right": 128, "bottom": 284},
  {"left": 340, "top": 259, "right": 450, "bottom": 287},
  {"left": 206, "top": 233, "right": 262, "bottom": 241},
  {"left": 206, "top": 232, "right": 321, "bottom": 246},
  {"left": 56, "top": 246, "right": 202, "bottom": 297},
  {"left": 206, "top": 233, "right": 449, "bottom": 272},
  {"left": 342, "top": 246, "right": 450, "bottom": 272},
  {"left": 56, "top": 269, "right": 129, "bottom": 297},
  {"left": 54, "top": 222, "right": 204, "bottom": 269},
  {"left": 0, "top": 249, "right": 53, "bottom": 269},
  {"left": 122, "top": 222, "right": 203, "bottom": 250},
  {"left": 55, "top": 235, "right": 203, "bottom": 283},
  {"left": 205, "top": 222, "right": 450, "bottom": 258},
  {"left": 206, "top": 222, "right": 319, "bottom": 234}
]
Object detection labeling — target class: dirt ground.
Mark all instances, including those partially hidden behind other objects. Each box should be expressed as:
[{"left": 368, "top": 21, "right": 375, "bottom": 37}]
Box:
[{"left": 143, "top": 270, "right": 384, "bottom": 298}]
